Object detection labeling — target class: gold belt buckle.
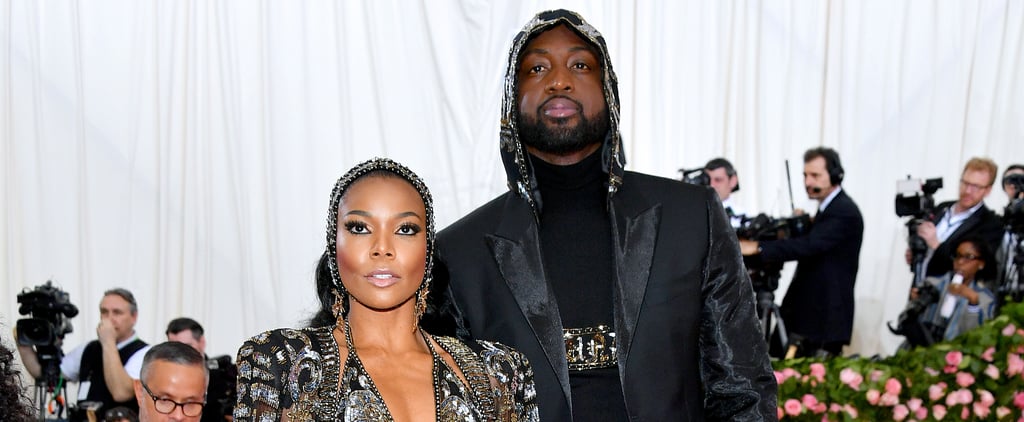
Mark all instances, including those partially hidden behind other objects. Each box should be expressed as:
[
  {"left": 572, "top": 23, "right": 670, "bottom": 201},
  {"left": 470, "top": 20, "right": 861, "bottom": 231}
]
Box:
[{"left": 563, "top": 325, "right": 617, "bottom": 371}]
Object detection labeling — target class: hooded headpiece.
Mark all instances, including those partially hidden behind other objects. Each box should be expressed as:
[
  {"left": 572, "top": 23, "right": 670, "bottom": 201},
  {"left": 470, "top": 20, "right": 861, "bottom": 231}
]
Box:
[
  {"left": 500, "top": 9, "right": 626, "bottom": 219},
  {"left": 324, "top": 158, "right": 435, "bottom": 314}
]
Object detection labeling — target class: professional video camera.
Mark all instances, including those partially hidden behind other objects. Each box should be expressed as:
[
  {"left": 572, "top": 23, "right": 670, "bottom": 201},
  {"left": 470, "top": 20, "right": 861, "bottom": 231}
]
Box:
[
  {"left": 1004, "top": 174, "right": 1024, "bottom": 235},
  {"left": 895, "top": 176, "right": 943, "bottom": 284},
  {"left": 888, "top": 283, "right": 943, "bottom": 347},
  {"left": 736, "top": 213, "right": 811, "bottom": 292},
  {"left": 678, "top": 167, "right": 710, "bottom": 187},
  {"left": 16, "top": 281, "right": 79, "bottom": 385}
]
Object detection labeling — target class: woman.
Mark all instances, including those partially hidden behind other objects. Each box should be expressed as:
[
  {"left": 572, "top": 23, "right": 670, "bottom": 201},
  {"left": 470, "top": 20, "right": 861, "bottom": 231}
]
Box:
[
  {"left": 916, "top": 236, "right": 997, "bottom": 342},
  {"left": 235, "top": 158, "right": 538, "bottom": 421}
]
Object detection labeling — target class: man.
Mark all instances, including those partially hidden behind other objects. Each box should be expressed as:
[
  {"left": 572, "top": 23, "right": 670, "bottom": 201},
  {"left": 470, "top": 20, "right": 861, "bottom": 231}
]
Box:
[
  {"left": 1003, "top": 164, "right": 1024, "bottom": 201},
  {"left": 435, "top": 9, "right": 775, "bottom": 420},
  {"left": 16, "top": 288, "right": 151, "bottom": 420},
  {"left": 739, "top": 147, "right": 864, "bottom": 357},
  {"left": 914, "top": 158, "right": 1004, "bottom": 277},
  {"left": 165, "top": 318, "right": 236, "bottom": 422},
  {"left": 704, "top": 157, "right": 744, "bottom": 227},
  {"left": 134, "top": 342, "right": 208, "bottom": 422}
]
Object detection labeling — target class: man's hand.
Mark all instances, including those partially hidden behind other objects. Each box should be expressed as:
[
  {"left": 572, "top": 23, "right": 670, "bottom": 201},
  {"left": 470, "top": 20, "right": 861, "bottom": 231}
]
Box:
[
  {"left": 739, "top": 240, "right": 759, "bottom": 256},
  {"left": 915, "top": 221, "right": 940, "bottom": 250},
  {"left": 97, "top": 318, "right": 117, "bottom": 346}
]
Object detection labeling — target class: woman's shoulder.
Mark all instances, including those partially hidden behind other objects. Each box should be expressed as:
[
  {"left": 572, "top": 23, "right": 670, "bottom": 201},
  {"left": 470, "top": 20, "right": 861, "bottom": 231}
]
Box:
[{"left": 237, "top": 326, "right": 335, "bottom": 362}]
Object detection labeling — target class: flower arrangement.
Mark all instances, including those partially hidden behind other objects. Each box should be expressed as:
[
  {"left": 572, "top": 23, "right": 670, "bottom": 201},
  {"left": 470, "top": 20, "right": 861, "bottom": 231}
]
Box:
[{"left": 773, "top": 301, "right": 1024, "bottom": 421}]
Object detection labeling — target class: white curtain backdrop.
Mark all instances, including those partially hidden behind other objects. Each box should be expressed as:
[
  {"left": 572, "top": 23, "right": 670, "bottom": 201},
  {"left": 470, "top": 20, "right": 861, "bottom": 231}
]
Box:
[{"left": 2, "top": 0, "right": 1022, "bottom": 379}]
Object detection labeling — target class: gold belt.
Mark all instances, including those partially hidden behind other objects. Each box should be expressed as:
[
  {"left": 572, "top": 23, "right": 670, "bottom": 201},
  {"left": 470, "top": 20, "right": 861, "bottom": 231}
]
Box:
[{"left": 563, "top": 325, "right": 617, "bottom": 371}]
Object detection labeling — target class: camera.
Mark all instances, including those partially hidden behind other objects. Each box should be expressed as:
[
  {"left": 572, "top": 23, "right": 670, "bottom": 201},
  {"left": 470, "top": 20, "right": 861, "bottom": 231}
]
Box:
[
  {"left": 1004, "top": 174, "right": 1024, "bottom": 234},
  {"left": 16, "top": 281, "right": 79, "bottom": 383},
  {"left": 736, "top": 213, "right": 811, "bottom": 292},
  {"left": 894, "top": 176, "right": 943, "bottom": 281},
  {"left": 678, "top": 167, "right": 710, "bottom": 187},
  {"left": 888, "top": 283, "right": 943, "bottom": 347}
]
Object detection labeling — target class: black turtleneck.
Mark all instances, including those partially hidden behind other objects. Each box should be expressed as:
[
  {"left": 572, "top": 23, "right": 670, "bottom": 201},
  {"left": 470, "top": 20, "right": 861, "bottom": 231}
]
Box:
[{"left": 531, "top": 150, "right": 627, "bottom": 421}]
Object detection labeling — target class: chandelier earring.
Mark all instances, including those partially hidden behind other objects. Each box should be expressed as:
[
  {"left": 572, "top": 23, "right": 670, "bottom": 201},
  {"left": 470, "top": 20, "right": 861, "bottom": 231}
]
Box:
[
  {"left": 414, "top": 283, "right": 430, "bottom": 321},
  {"left": 332, "top": 288, "right": 347, "bottom": 327}
]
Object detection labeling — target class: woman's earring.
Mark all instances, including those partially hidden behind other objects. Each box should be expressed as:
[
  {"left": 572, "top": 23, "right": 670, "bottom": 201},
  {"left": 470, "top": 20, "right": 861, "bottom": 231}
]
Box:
[
  {"left": 415, "top": 285, "right": 429, "bottom": 321},
  {"left": 332, "top": 289, "right": 346, "bottom": 320}
]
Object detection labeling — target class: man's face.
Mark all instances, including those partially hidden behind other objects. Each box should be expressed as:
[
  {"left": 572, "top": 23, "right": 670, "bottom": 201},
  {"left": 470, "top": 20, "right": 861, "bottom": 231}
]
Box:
[
  {"left": 135, "top": 361, "right": 208, "bottom": 422},
  {"left": 516, "top": 24, "right": 608, "bottom": 159},
  {"left": 706, "top": 167, "right": 737, "bottom": 201},
  {"left": 100, "top": 294, "right": 137, "bottom": 343},
  {"left": 957, "top": 168, "right": 993, "bottom": 211},
  {"left": 1003, "top": 168, "right": 1024, "bottom": 199},
  {"left": 803, "top": 156, "right": 833, "bottom": 201},
  {"left": 166, "top": 331, "right": 205, "bottom": 355}
]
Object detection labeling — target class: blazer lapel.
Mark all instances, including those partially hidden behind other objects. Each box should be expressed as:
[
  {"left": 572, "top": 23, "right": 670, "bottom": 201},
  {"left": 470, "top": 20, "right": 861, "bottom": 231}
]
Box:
[
  {"left": 485, "top": 199, "right": 571, "bottom": 407},
  {"left": 609, "top": 191, "right": 660, "bottom": 375}
]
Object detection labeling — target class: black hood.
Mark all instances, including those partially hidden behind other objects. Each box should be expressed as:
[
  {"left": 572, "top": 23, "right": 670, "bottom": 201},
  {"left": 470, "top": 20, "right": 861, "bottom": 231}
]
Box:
[{"left": 499, "top": 9, "right": 625, "bottom": 219}]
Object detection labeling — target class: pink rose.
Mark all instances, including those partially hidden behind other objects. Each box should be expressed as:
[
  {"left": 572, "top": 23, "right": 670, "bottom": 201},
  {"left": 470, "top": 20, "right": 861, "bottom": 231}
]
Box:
[
  {"left": 932, "top": 404, "right": 947, "bottom": 420},
  {"left": 914, "top": 406, "right": 928, "bottom": 420},
  {"left": 960, "top": 406, "right": 970, "bottom": 420},
  {"left": 782, "top": 367, "right": 798, "bottom": 379},
  {"left": 885, "top": 377, "right": 902, "bottom": 395},
  {"left": 982, "top": 346, "right": 996, "bottom": 362},
  {"left": 866, "top": 389, "right": 881, "bottom": 405},
  {"left": 809, "top": 362, "right": 826, "bottom": 381},
  {"left": 955, "top": 372, "right": 975, "bottom": 387},
  {"left": 777, "top": 407, "right": 783, "bottom": 420},
  {"left": 880, "top": 392, "right": 899, "bottom": 407},
  {"left": 928, "top": 384, "right": 946, "bottom": 401},
  {"left": 812, "top": 403, "right": 826, "bottom": 414},
  {"left": 774, "top": 370, "right": 786, "bottom": 385},
  {"left": 978, "top": 389, "right": 995, "bottom": 407},
  {"left": 801, "top": 394, "right": 819, "bottom": 409},
  {"left": 924, "top": 366, "right": 939, "bottom": 376},
  {"left": 1014, "top": 391, "right": 1024, "bottom": 409},
  {"left": 1004, "top": 323, "right": 1018, "bottom": 336},
  {"left": 945, "top": 350, "right": 963, "bottom": 366},
  {"left": 1009, "top": 354, "right": 1024, "bottom": 376},
  {"left": 839, "top": 368, "right": 863, "bottom": 390},
  {"left": 985, "top": 364, "right": 1000, "bottom": 380},
  {"left": 906, "top": 398, "right": 922, "bottom": 412},
  {"left": 870, "top": 369, "right": 884, "bottom": 382},
  {"left": 784, "top": 398, "right": 803, "bottom": 416},
  {"left": 973, "top": 402, "right": 991, "bottom": 418},
  {"left": 892, "top": 404, "right": 909, "bottom": 421},
  {"left": 944, "top": 364, "right": 958, "bottom": 374},
  {"left": 843, "top": 404, "right": 858, "bottom": 419},
  {"left": 997, "top": 406, "right": 1011, "bottom": 419}
]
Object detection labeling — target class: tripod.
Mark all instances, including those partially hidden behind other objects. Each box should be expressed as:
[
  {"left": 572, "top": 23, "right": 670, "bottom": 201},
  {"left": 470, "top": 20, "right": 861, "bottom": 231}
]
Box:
[
  {"left": 996, "top": 233, "right": 1023, "bottom": 310},
  {"left": 756, "top": 288, "right": 788, "bottom": 349},
  {"left": 33, "top": 364, "right": 68, "bottom": 422}
]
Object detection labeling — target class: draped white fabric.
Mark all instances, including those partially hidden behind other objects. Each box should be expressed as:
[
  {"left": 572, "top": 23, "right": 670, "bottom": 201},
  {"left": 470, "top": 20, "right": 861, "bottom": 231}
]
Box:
[{"left": 2, "top": 1, "right": 1022, "bottom": 367}]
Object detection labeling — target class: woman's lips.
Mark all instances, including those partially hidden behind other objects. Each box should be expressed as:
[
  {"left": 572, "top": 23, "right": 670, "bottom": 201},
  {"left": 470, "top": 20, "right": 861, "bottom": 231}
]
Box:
[{"left": 365, "top": 271, "right": 400, "bottom": 288}]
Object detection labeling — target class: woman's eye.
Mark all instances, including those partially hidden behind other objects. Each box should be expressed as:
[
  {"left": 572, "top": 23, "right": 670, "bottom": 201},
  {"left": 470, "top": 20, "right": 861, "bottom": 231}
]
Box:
[
  {"left": 344, "top": 221, "right": 370, "bottom": 234},
  {"left": 397, "top": 223, "right": 422, "bottom": 236}
]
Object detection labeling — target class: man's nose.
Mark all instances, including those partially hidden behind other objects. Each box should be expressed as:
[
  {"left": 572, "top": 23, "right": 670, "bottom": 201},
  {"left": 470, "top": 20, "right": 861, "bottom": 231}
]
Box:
[{"left": 546, "top": 67, "right": 573, "bottom": 92}]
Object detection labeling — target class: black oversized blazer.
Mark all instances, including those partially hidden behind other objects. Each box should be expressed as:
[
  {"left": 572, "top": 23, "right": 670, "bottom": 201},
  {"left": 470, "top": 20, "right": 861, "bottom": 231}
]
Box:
[
  {"left": 924, "top": 201, "right": 1005, "bottom": 277},
  {"left": 435, "top": 172, "right": 776, "bottom": 421}
]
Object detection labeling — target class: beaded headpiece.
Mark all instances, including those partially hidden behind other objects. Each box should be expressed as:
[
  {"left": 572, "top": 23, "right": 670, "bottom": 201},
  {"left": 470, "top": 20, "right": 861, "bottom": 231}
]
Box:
[{"left": 325, "top": 158, "right": 435, "bottom": 316}]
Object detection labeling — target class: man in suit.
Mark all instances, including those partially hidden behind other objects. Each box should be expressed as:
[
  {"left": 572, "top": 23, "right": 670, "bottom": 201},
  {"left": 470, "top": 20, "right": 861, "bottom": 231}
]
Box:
[
  {"left": 704, "top": 157, "right": 745, "bottom": 228},
  {"left": 740, "top": 147, "right": 864, "bottom": 358},
  {"left": 435, "top": 9, "right": 775, "bottom": 421},
  {"left": 912, "top": 158, "right": 1004, "bottom": 278}
]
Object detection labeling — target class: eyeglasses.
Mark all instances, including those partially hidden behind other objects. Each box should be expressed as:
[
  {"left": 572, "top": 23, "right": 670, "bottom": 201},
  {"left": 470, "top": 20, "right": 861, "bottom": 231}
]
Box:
[
  {"left": 960, "top": 179, "right": 991, "bottom": 192},
  {"left": 952, "top": 253, "right": 981, "bottom": 262},
  {"left": 140, "top": 380, "right": 205, "bottom": 417}
]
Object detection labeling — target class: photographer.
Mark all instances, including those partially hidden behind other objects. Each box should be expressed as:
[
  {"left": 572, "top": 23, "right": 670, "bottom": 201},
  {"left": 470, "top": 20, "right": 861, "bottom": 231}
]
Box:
[
  {"left": 740, "top": 147, "right": 864, "bottom": 357},
  {"left": 910, "top": 158, "right": 1003, "bottom": 279},
  {"left": 904, "top": 237, "right": 996, "bottom": 346},
  {"left": 997, "top": 164, "right": 1024, "bottom": 300},
  {"left": 705, "top": 158, "right": 744, "bottom": 227},
  {"left": 15, "top": 288, "right": 151, "bottom": 420},
  {"left": 165, "top": 318, "right": 236, "bottom": 422}
]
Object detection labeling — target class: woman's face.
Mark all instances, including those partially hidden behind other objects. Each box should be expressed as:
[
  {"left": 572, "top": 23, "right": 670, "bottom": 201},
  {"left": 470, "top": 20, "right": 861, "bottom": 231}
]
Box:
[
  {"left": 952, "top": 241, "right": 985, "bottom": 280},
  {"left": 336, "top": 175, "right": 427, "bottom": 314}
]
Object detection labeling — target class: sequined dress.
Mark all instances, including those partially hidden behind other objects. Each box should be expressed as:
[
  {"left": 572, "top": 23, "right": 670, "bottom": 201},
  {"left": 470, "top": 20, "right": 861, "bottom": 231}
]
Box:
[{"left": 234, "top": 326, "right": 538, "bottom": 421}]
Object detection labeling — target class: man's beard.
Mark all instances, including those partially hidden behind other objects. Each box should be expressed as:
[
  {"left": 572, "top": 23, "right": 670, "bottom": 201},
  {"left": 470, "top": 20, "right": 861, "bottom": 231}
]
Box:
[{"left": 517, "top": 99, "right": 609, "bottom": 155}]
